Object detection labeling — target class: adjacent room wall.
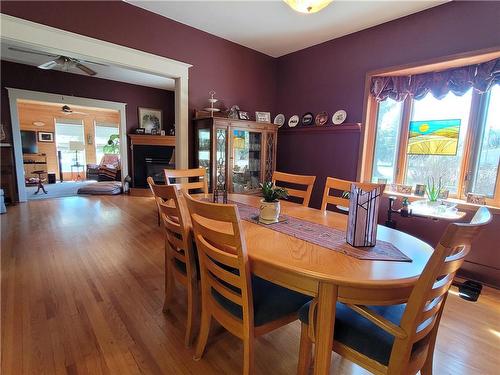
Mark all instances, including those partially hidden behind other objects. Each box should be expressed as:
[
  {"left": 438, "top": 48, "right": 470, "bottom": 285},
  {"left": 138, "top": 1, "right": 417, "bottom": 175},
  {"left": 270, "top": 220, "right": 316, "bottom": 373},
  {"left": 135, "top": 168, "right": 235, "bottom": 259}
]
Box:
[
  {"left": 275, "top": 1, "right": 500, "bottom": 287},
  {"left": 0, "top": 60, "right": 175, "bottom": 200},
  {"left": 18, "top": 100, "right": 120, "bottom": 179}
]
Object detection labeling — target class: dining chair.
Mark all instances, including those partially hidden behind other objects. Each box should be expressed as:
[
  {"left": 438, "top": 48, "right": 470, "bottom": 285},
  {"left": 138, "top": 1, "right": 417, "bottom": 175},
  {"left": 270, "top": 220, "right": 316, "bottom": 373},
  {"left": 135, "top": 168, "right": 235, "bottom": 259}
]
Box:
[
  {"left": 272, "top": 171, "right": 316, "bottom": 207},
  {"left": 296, "top": 207, "right": 492, "bottom": 375},
  {"left": 320, "top": 177, "right": 385, "bottom": 211},
  {"left": 183, "top": 193, "right": 312, "bottom": 375},
  {"left": 149, "top": 180, "right": 199, "bottom": 347},
  {"left": 147, "top": 176, "right": 167, "bottom": 226},
  {"left": 165, "top": 167, "right": 208, "bottom": 194}
]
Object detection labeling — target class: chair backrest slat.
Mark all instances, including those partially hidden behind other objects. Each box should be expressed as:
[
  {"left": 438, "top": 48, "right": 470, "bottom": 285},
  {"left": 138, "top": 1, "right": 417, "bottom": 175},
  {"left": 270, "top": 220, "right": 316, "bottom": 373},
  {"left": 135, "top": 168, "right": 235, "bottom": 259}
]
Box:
[
  {"left": 207, "top": 273, "right": 244, "bottom": 305},
  {"left": 165, "top": 168, "right": 208, "bottom": 194},
  {"left": 389, "top": 207, "right": 492, "bottom": 371},
  {"left": 272, "top": 171, "right": 316, "bottom": 207},
  {"left": 321, "top": 177, "right": 385, "bottom": 211},
  {"left": 148, "top": 178, "right": 196, "bottom": 282},
  {"left": 184, "top": 193, "right": 254, "bottom": 328}
]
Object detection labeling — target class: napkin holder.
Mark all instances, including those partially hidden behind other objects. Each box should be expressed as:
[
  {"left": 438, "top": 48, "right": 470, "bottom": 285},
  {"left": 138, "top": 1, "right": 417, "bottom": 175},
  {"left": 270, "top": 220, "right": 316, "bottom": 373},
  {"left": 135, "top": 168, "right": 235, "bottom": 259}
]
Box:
[{"left": 346, "top": 185, "right": 382, "bottom": 247}]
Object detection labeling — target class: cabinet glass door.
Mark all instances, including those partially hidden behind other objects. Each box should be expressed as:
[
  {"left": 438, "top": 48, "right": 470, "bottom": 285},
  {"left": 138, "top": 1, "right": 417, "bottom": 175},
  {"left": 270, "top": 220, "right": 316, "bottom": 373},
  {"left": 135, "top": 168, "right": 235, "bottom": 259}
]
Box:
[
  {"left": 232, "top": 130, "right": 262, "bottom": 192},
  {"left": 197, "top": 128, "right": 211, "bottom": 188}
]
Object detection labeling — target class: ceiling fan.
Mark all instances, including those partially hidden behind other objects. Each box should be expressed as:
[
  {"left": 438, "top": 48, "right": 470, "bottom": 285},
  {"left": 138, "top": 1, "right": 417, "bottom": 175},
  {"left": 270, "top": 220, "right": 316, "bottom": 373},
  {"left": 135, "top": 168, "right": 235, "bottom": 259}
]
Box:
[
  {"left": 8, "top": 46, "right": 106, "bottom": 76},
  {"left": 60, "top": 105, "right": 88, "bottom": 116}
]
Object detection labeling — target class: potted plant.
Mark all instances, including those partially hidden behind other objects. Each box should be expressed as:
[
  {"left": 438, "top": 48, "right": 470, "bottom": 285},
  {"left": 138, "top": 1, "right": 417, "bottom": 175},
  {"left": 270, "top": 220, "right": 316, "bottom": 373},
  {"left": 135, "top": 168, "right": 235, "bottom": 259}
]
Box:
[
  {"left": 103, "top": 134, "right": 120, "bottom": 154},
  {"left": 259, "top": 182, "right": 288, "bottom": 223},
  {"left": 426, "top": 176, "right": 443, "bottom": 206}
]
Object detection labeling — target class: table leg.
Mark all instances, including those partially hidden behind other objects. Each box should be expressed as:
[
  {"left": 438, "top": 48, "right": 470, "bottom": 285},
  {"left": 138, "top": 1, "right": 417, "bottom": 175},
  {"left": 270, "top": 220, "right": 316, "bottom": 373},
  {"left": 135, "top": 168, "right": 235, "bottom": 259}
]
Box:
[{"left": 313, "top": 282, "right": 337, "bottom": 375}]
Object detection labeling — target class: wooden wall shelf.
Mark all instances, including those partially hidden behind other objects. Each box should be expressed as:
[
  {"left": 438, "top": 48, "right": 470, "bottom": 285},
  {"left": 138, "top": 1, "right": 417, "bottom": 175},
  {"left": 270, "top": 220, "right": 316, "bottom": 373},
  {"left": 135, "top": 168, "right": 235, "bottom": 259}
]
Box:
[
  {"left": 278, "top": 123, "right": 361, "bottom": 134},
  {"left": 129, "top": 134, "right": 175, "bottom": 146}
]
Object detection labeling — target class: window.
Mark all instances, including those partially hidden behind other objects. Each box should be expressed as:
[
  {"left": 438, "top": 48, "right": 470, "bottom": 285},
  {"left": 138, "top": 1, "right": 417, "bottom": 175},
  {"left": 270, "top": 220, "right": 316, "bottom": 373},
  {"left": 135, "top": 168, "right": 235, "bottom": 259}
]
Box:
[
  {"left": 470, "top": 84, "right": 500, "bottom": 198},
  {"left": 95, "top": 123, "right": 119, "bottom": 162},
  {"left": 366, "top": 84, "right": 500, "bottom": 206},
  {"left": 55, "top": 120, "right": 85, "bottom": 172}
]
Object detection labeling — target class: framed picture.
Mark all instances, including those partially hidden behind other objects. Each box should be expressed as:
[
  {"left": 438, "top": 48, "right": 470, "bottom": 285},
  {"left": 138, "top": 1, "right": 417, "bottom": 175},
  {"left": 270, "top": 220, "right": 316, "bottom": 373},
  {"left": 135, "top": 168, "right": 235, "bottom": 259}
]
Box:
[
  {"left": 255, "top": 111, "right": 271, "bottom": 123},
  {"left": 414, "top": 184, "right": 426, "bottom": 197},
  {"left": 151, "top": 129, "right": 158, "bottom": 135},
  {"left": 138, "top": 107, "right": 162, "bottom": 134},
  {"left": 439, "top": 189, "right": 449, "bottom": 199},
  {"left": 396, "top": 184, "right": 413, "bottom": 194},
  {"left": 135, "top": 127, "right": 146, "bottom": 134},
  {"left": 466, "top": 193, "right": 486, "bottom": 205},
  {"left": 238, "top": 111, "right": 250, "bottom": 120},
  {"left": 38, "top": 131, "right": 54, "bottom": 143}
]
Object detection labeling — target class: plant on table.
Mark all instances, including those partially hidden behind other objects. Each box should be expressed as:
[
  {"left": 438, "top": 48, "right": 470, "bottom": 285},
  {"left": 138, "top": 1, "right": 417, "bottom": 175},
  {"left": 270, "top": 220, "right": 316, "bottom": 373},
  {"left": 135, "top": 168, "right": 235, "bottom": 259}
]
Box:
[
  {"left": 261, "top": 181, "right": 288, "bottom": 202},
  {"left": 259, "top": 182, "right": 288, "bottom": 223},
  {"left": 426, "top": 176, "right": 443, "bottom": 203}
]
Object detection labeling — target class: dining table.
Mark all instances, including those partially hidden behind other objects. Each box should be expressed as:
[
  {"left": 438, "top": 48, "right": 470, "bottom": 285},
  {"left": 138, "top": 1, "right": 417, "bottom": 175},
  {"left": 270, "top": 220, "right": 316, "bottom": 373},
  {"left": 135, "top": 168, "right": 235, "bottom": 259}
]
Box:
[{"left": 191, "top": 193, "right": 434, "bottom": 375}]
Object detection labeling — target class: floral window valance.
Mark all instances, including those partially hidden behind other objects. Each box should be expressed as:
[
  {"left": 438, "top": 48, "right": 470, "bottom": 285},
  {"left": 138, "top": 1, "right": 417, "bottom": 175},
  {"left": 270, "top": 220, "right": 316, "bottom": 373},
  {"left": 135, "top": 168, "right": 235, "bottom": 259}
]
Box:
[{"left": 370, "top": 58, "right": 500, "bottom": 102}]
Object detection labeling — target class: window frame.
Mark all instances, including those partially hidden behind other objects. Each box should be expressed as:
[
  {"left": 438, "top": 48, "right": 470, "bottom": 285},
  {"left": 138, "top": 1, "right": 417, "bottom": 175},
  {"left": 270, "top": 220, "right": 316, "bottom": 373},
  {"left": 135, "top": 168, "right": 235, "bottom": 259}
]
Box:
[{"left": 362, "top": 87, "right": 500, "bottom": 208}]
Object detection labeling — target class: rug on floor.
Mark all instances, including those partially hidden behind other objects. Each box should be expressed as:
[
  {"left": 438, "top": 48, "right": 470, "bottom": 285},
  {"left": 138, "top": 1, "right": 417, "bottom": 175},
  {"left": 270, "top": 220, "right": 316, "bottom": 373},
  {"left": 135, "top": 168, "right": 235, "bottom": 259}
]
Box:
[
  {"left": 27, "top": 180, "right": 97, "bottom": 200},
  {"left": 77, "top": 181, "right": 122, "bottom": 195}
]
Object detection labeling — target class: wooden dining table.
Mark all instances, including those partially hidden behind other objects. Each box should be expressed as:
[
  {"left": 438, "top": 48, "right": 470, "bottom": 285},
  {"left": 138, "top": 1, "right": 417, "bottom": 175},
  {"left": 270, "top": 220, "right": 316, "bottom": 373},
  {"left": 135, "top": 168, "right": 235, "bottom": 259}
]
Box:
[{"left": 192, "top": 193, "right": 434, "bottom": 375}]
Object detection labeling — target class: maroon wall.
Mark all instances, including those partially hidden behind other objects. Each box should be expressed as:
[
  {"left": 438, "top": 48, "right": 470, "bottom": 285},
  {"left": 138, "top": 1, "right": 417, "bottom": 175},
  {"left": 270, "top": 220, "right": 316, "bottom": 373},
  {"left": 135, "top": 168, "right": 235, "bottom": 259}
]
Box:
[
  {"left": 0, "top": 0, "right": 277, "bottom": 115},
  {"left": 275, "top": 1, "right": 500, "bottom": 287}
]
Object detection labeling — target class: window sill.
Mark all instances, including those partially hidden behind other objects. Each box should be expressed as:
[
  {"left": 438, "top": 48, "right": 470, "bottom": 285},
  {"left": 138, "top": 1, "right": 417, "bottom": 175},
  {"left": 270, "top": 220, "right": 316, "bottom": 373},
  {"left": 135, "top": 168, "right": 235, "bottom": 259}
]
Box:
[{"left": 383, "top": 190, "right": 500, "bottom": 213}]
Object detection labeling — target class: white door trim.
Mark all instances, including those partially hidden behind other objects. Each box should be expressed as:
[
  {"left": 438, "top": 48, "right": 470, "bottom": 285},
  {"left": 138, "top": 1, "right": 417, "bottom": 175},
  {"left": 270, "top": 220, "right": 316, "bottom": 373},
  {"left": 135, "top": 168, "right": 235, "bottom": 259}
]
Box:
[
  {"left": 7, "top": 88, "right": 129, "bottom": 202},
  {"left": 1, "top": 14, "right": 191, "bottom": 201}
]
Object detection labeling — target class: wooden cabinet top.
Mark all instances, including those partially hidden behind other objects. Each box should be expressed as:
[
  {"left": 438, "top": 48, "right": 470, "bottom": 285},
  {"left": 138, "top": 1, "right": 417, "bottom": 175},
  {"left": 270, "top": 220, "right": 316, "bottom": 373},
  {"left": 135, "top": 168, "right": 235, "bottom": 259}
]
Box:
[{"left": 193, "top": 116, "right": 278, "bottom": 132}]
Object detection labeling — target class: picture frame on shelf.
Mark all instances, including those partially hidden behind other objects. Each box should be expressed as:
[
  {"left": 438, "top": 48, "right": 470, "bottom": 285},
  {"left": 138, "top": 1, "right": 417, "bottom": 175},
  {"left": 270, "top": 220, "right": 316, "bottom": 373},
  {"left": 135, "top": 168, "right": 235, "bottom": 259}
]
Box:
[
  {"left": 414, "top": 184, "right": 426, "bottom": 197},
  {"left": 135, "top": 128, "right": 146, "bottom": 135},
  {"left": 38, "top": 131, "right": 54, "bottom": 143},
  {"left": 138, "top": 107, "right": 162, "bottom": 134},
  {"left": 255, "top": 111, "right": 271, "bottom": 123},
  {"left": 238, "top": 111, "right": 250, "bottom": 120},
  {"left": 396, "top": 184, "right": 413, "bottom": 194},
  {"left": 466, "top": 193, "right": 486, "bottom": 205},
  {"left": 439, "top": 189, "right": 449, "bottom": 199}
]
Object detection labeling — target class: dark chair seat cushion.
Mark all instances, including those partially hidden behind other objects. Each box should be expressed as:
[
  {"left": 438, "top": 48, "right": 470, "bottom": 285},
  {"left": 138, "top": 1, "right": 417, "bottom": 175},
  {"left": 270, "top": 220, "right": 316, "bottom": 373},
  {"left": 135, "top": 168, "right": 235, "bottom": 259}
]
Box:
[
  {"left": 299, "top": 301, "right": 406, "bottom": 366},
  {"left": 212, "top": 275, "right": 311, "bottom": 327}
]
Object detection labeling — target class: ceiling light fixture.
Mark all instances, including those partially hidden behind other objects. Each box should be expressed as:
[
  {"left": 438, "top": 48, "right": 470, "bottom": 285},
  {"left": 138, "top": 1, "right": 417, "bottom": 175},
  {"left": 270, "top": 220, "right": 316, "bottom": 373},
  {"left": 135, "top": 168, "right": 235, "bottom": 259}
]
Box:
[{"left": 284, "top": 0, "right": 332, "bottom": 14}]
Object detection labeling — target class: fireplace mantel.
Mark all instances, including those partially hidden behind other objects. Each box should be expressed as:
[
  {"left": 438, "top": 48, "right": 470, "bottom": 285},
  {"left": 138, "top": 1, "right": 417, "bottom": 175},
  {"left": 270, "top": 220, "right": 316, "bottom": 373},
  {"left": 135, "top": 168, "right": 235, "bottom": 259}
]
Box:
[{"left": 129, "top": 134, "right": 175, "bottom": 147}]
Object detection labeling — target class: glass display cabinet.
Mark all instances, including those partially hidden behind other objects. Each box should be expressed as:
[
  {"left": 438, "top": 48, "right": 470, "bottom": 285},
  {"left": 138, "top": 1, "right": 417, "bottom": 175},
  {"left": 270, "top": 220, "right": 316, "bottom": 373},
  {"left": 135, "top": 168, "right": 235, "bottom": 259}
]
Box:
[{"left": 193, "top": 116, "right": 278, "bottom": 193}]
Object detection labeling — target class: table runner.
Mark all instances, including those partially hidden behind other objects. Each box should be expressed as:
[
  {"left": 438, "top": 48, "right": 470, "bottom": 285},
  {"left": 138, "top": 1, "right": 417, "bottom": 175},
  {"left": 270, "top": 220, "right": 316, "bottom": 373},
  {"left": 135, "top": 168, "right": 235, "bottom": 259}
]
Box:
[{"left": 232, "top": 200, "right": 412, "bottom": 262}]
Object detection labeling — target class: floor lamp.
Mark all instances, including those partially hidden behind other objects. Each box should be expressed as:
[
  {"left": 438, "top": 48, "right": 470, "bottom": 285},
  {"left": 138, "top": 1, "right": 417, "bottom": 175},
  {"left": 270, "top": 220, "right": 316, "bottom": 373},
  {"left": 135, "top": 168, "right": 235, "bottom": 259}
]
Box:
[{"left": 69, "top": 141, "right": 85, "bottom": 181}]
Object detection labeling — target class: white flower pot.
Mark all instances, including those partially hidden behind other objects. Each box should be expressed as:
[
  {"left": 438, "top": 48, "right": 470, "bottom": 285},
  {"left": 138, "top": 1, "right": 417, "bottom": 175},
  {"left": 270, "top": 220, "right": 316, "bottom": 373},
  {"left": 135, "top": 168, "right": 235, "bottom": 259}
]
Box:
[{"left": 259, "top": 199, "right": 280, "bottom": 223}]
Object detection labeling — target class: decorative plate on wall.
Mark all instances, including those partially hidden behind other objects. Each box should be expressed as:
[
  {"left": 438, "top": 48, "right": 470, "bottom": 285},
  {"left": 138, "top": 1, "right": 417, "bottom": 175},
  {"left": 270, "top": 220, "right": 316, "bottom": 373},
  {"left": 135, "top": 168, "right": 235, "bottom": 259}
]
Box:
[
  {"left": 301, "top": 112, "right": 314, "bottom": 126},
  {"left": 288, "top": 115, "right": 300, "bottom": 128},
  {"left": 274, "top": 114, "right": 285, "bottom": 127},
  {"left": 332, "top": 110, "right": 347, "bottom": 125},
  {"left": 315, "top": 111, "right": 328, "bottom": 126}
]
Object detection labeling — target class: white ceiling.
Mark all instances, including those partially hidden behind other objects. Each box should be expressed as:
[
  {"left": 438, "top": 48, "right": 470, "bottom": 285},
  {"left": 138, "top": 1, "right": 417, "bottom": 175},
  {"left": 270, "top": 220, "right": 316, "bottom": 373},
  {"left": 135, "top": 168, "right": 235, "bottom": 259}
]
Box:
[
  {"left": 127, "top": 0, "right": 447, "bottom": 58},
  {"left": 1, "top": 42, "right": 175, "bottom": 90}
]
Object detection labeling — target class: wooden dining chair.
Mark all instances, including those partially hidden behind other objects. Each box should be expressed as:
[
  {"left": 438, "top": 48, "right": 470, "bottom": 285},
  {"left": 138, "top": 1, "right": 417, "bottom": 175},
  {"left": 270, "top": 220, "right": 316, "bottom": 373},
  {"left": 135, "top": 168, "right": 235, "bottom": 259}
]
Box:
[
  {"left": 165, "top": 167, "right": 208, "bottom": 194},
  {"left": 320, "top": 177, "right": 385, "bottom": 211},
  {"left": 149, "top": 180, "right": 199, "bottom": 347},
  {"left": 183, "top": 193, "right": 312, "bottom": 375},
  {"left": 147, "top": 176, "right": 168, "bottom": 226},
  {"left": 296, "top": 207, "right": 492, "bottom": 375},
  {"left": 272, "top": 171, "right": 316, "bottom": 207}
]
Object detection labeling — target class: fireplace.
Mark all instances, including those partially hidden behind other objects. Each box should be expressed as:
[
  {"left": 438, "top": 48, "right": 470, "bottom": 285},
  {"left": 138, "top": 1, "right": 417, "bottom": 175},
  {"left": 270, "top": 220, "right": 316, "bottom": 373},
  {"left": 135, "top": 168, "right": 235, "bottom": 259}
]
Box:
[
  {"left": 146, "top": 157, "right": 173, "bottom": 184},
  {"left": 129, "top": 135, "right": 175, "bottom": 189}
]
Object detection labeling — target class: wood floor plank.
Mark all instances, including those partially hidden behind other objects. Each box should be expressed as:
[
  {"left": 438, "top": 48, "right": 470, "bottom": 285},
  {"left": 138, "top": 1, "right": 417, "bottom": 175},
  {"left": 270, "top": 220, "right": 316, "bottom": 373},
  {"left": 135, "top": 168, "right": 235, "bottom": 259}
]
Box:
[{"left": 2, "top": 195, "right": 499, "bottom": 374}]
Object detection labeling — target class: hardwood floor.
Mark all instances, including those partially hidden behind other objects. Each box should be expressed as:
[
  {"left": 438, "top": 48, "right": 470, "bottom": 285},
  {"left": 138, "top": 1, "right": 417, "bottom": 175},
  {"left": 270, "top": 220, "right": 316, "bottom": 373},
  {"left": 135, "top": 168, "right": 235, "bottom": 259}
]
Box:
[{"left": 2, "top": 195, "right": 499, "bottom": 375}]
